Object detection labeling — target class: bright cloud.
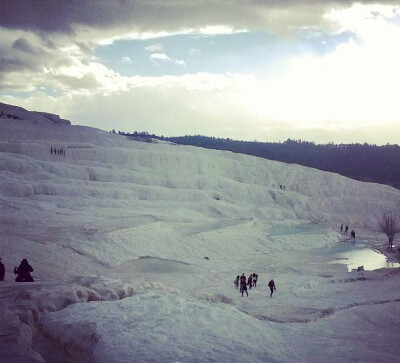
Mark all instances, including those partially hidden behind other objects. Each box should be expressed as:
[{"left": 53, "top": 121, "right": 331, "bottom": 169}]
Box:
[
  {"left": 145, "top": 44, "right": 164, "bottom": 52},
  {"left": 150, "top": 53, "right": 170, "bottom": 62},
  {"left": 150, "top": 53, "right": 186, "bottom": 66},
  {"left": 121, "top": 56, "right": 132, "bottom": 64},
  {"left": 174, "top": 59, "right": 186, "bottom": 66}
]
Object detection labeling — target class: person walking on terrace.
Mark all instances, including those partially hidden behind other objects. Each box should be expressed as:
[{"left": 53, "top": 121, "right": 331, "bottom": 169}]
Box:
[
  {"left": 268, "top": 279, "right": 276, "bottom": 298},
  {"left": 240, "top": 273, "right": 248, "bottom": 297}
]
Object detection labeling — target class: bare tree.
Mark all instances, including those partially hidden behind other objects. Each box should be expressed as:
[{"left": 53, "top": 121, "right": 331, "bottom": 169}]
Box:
[{"left": 378, "top": 210, "right": 400, "bottom": 250}]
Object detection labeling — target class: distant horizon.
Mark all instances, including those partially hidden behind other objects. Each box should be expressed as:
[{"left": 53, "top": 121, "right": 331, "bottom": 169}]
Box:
[
  {"left": 1, "top": 1, "right": 400, "bottom": 145},
  {"left": 2, "top": 99, "right": 399, "bottom": 147}
]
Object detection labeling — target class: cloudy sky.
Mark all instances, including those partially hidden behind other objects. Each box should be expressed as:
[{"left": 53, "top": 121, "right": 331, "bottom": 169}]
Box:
[{"left": 1, "top": 0, "right": 400, "bottom": 144}]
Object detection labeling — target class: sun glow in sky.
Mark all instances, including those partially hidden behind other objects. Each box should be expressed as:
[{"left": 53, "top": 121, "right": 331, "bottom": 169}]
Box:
[{"left": 1, "top": 1, "right": 399, "bottom": 144}]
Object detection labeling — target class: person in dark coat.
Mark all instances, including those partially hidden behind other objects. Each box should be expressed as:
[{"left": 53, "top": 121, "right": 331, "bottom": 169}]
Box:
[
  {"left": 247, "top": 273, "right": 253, "bottom": 289},
  {"left": 0, "top": 258, "right": 5, "bottom": 281},
  {"left": 14, "top": 259, "right": 34, "bottom": 282},
  {"left": 234, "top": 275, "right": 240, "bottom": 289},
  {"left": 240, "top": 273, "right": 248, "bottom": 296},
  {"left": 345, "top": 225, "right": 348, "bottom": 233},
  {"left": 268, "top": 279, "right": 276, "bottom": 297},
  {"left": 252, "top": 273, "right": 258, "bottom": 287}
]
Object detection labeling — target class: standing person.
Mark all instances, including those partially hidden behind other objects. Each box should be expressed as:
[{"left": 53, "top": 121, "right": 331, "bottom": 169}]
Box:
[
  {"left": 345, "top": 225, "right": 348, "bottom": 233},
  {"left": 234, "top": 275, "right": 240, "bottom": 289},
  {"left": 240, "top": 273, "right": 248, "bottom": 297},
  {"left": 14, "top": 259, "right": 34, "bottom": 282},
  {"left": 0, "top": 258, "right": 5, "bottom": 281},
  {"left": 247, "top": 273, "right": 253, "bottom": 289},
  {"left": 252, "top": 272, "right": 258, "bottom": 288},
  {"left": 340, "top": 224, "right": 343, "bottom": 233},
  {"left": 268, "top": 279, "right": 276, "bottom": 298}
]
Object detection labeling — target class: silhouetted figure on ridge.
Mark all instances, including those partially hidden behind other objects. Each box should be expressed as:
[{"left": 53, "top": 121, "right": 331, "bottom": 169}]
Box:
[
  {"left": 345, "top": 225, "right": 349, "bottom": 233},
  {"left": 340, "top": 224, "right": 343, "bottom": 233},
  {"left": 14, "top": 259, "right": 34, "bottom": 282}
]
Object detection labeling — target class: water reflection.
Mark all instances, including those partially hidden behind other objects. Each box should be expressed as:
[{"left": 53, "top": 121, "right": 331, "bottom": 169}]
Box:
[{"left": 331, "top": 248, "right": 400, "bottom": 271}]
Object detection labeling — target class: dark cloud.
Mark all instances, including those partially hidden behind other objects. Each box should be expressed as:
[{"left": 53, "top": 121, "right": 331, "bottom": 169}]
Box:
[
  {"left": 0, "top": 51, "right": 43, "bottom": 72},
  {"left": 0, "top": 55, "right": 42, "bottom": 72},
  {"left": 0, "top": 35, "right": 52, "bottom": 76},
  {"left": 1, "top": 0, "right": 398, "bottom": 37},
  {"left": 12, "top": 37, "right": 42, "bottom": 54},
  {"left": 0, "top": 31, "right": 84, "bottom": 90},
  {"left": 44, "top": 39, "right": 57, "bottom": 50},
  {"left": 0, "top": 0, "right": 135, "bottom": 33}
]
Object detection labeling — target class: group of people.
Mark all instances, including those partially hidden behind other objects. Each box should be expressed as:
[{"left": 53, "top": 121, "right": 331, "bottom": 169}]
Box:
[
  {"left": 340, "top": 224, "right": 356, "bottom": 238},
  {"left": 234, "top": 273, "right": 276, "bottom": 298},
  {"left": 50, "top": 147, "right": 65, "bottom": 156},
  {"left": 0, "top": 258, "right": 35, "bottom": 282}
]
